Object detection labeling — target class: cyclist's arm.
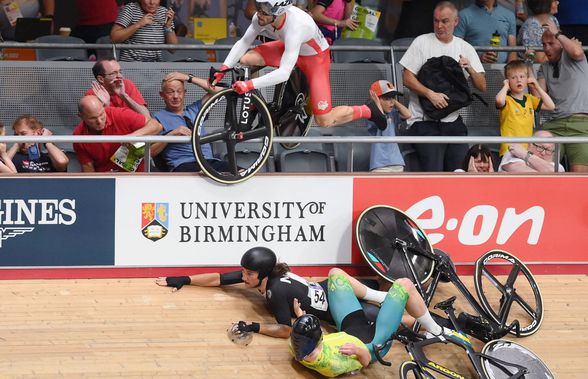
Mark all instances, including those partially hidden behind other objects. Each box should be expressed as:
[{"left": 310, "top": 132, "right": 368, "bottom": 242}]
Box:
[
  {"left": 250, "top": 33, "right": 300, "bottom": 89},
  {"left": 223, "top": 22, "right": 260, "bottom": 68}
]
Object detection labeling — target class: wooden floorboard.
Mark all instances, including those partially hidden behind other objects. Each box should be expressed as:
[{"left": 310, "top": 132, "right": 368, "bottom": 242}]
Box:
[{"left": 0, "top": 275, "right": 585, "bottom": 378}]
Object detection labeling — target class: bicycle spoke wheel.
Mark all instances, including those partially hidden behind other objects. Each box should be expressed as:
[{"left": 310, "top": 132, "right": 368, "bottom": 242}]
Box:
[
  {"left": 399, "top": 361, "right": 429, "bottom": 379},
  {"left": 355, "top": 205, "right": 435, "bottom": 285},
  {"left": 191, "top": 88, "right": 273, "bottom": 184},
  {"left": 474, "top": 250, "right": 543, "bottom": 337},
  {"left": 481, "top": 340, "right": 554, "bottom": 379}
]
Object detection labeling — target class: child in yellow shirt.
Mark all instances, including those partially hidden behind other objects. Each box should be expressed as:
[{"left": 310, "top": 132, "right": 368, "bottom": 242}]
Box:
[{"left": 496, "top": 60, "right": 555, "bottom": 156}]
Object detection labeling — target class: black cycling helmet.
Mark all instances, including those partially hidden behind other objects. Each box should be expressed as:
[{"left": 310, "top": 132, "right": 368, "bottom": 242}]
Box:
[
  {"left": 290, "top": 314, "right": 322, "bottom": 361},
  {"left": 240, "top": 246, "right": 277, "bottom": 287}
]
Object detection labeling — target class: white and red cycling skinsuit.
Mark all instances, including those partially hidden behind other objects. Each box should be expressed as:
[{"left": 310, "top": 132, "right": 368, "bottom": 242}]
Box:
[{"left": 222, "top": 6, "right": 333, "bottom": 115}]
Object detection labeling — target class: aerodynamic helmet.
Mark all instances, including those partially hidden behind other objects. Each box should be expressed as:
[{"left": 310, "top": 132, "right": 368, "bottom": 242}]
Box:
[
  {"left": 256, "top": 0, "right": 292, "bottom": 17},
  {"left": 290, "top": 314, "right": 322, "bottom": 361},
  {"left": 240, "top": 246, "right": 277, "bottom": 286}
]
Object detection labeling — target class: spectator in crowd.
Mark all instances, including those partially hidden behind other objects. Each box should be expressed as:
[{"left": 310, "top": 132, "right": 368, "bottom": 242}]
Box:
[
  {"left": 518, "top": 0, "right": 560, "bottom": 63},
  {"left": 213, "top": 0, "right": 388, "bottom": 131},
  {"left": 455, "top": 144, "right": 495, "bottom": 172},
  {"left": 86, "top": 58, "right": 150, "bottom": 119},
  {"left": 111, "top": 0, "right": 178, "bottom": 62},
  {"left": 151, "top": 72, "right": 228, "bottom": 172},
  {"left": 534, "top": 26, "right": 588, "bottom": 172},
  {"left": 367, "top": 80, "right": 411, "bottom": 172},
  {"left": 400, "top": 1, "right": 486, "bottom": 172},
  {"left": 6, "top": 115, "right": 68, "bottom": 173},
  {"left": 556, "top": 0, "right": 588, "bottom": 45},
  {"left": 72, "top": 0, "right": 118, "bottom": 45},
  {"left": 0, "top": 122, "right": 17, "bottom": 174},
  {"left": 0, "top": 0, "right": 54, "bottom": 41},
  {"left": 73, "top": 95, "right": 162, "bottom": 172},
  {"left": 455, "top": 0, "right": 517, "bottom": 64},
  {"left": 310, "top": 0, "right": 357, "bottom": 45},
  {"left": 496, "top": 59, "right": 555, "bottom": 156},
  {"left": 156, "top": 247, "right": 418, "bottom": 339},
  {"left": 499, "top": 129, "right": 564, "bottom": 172},
  {"left": 289, "top": 268, "right": 452, "bottom": 377}
]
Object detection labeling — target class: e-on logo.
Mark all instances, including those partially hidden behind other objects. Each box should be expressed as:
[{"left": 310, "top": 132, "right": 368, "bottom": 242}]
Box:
[{"left": 141, "top": 203, "right": 169, "bottom": 242}]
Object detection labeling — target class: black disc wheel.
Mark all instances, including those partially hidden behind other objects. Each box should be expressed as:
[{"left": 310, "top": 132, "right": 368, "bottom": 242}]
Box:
[
  {"left": 356, "top": 205, "right": 435, "bottom": 285},
  {"left": 191, "top": 88, "right": 273, "bottom": 184},
  {"left": 474, "top": 250, "right": 544, "bottom": 337}
]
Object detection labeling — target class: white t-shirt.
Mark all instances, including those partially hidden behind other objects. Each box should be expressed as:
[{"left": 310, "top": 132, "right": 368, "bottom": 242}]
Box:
[
  {"left": 399, "top": 33, "right": 484, "bottom": 125},
  {"left": 223, "top": 6, "right": 329, "bottom": 90},
  {"left": 498, "top": 151, "right": 565, "bottom": 172}
]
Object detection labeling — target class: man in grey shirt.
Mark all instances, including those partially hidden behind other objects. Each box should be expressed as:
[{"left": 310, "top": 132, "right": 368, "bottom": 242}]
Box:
[{"left": 535, "top": 25, "right": 588, "bottom": 172}]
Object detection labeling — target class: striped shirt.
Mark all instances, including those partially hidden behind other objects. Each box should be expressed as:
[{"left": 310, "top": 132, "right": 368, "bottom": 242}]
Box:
[{"left": 115, "top": 3, "right": 174, "bottom": 62}]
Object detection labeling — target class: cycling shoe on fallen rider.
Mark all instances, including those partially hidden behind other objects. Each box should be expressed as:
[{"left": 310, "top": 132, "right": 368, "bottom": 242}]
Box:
[
  {"left": 425, "top": 327, "right": 467, "bottom": 343},
  {"left": 366, "top": 99, "right": 387, "bottom": 130}
]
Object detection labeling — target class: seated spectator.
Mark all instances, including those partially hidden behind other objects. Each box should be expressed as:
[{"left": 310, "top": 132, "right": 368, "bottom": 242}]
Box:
[
  {"left": 496, "top": 59, "right": 555, "bottom": 156},
  {"left": 73, "top": 95, "right": 162, "bottom": 172},
  {"left": 455, "top": 0, "right": 517, "bottom": 64},
  {"left": 110, "top": 0, "right": 177, "bottom": 62},
  {"left": 0, "top": 122, "right": 17, "bottom": 174},
  {"left": 7, "top": 115, "right": 68, "bottom": 173},
  {"left": 86, "top": 58, "right": 150, "bottom": 119},
  {"left": 366, "top": 80, "right": 411, "bottom": 172},
  {"left": 400, "top": 1, "right": 486, "bottom": 172},
  {"left": 499, "top": 130, "right": 565, "bottom": 172},
  {"left": 310, "top": 0, "right": 357, "bottom": 45},
  {"left": 518, "top": 0, "right": 560, "bottom": 63},
  {"left": 151, "top": 72, "right": 228, "bottom": 172},
  {"left": 0, "top": 0, "right": 54, "bottom": 41},
  {"left": 534, "top": 27, "right": 588, "bottom": 172},
  {"left": 72, "top": 0, "right": 118, "bottom": 45},
  {"left": 455, "top": 144, "right": 495, "bottom": 172}
]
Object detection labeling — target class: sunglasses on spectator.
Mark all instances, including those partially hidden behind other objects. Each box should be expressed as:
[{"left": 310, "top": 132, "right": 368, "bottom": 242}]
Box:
[{"left": 532, "top": 143, "right": 555, "bottom": 154}]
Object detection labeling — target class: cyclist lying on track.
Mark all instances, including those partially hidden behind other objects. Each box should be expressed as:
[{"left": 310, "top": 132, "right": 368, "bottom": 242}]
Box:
[
  {"left": 290, "top": 268, "right": 453, "bottom": 377},
  {"left": 210, "top": 0, "right": 388, "bottom": 129},
  {"left": 156, "top": 247, "right": 445, "bottom": 340}
]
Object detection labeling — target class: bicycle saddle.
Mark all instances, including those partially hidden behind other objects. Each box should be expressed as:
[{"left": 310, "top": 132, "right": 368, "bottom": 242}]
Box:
[{"left": 434, "top": 296, "right": 457, "bottom": 311}]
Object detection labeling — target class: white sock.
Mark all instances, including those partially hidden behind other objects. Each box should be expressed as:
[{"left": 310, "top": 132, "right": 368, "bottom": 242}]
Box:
[
  {"left": 417, "top": 312, "right": 443, "bottom": 336},
  {"left": 362, "top": 287, "right": 387, "bottom": 304}
]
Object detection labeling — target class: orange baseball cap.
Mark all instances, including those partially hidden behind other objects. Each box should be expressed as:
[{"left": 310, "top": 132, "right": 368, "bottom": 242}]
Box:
[{"left": 370, "top": 80, "right": 398, "bottom": 98}]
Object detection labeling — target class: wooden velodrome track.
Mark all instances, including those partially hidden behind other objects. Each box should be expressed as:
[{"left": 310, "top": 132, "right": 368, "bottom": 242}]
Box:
[{"left": 0, "top": 274, "right": 585, "bottom": 378}]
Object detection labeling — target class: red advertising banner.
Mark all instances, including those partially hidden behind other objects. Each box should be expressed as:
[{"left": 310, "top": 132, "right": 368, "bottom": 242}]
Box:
[{"left": 353, "top": 176, "right": 588, "bottom": 265}]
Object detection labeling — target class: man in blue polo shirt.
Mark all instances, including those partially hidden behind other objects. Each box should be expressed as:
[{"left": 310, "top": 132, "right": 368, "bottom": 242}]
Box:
[
  {"left": 151, "top": 72, "right": 226, "bottom": 172},
  {"left": 455, "top": 0, "right": 517, "bottom": 64}
]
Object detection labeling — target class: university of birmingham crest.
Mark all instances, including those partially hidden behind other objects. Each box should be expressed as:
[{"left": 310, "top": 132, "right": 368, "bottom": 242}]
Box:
[{"left": 141, "top": 203, "right": 169, "bottom": 241}]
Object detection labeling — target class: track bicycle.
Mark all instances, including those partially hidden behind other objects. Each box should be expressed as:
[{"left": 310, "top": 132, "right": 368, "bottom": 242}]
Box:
[
  {"left": 190, "top": 65, "right": 313, "bottom": 184},
  {"left": 373, "top": 296, "right": 554, "bottom": 379},
  {"left": 355, "top": 205, "right": 544, "bottom": 342}
]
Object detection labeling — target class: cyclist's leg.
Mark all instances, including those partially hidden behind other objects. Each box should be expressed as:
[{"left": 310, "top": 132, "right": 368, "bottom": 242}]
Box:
[
  {"left": 299, "top": 51, "right": 384, "bottom": 128},
  {"left": 365, "top": 281, "right": 408, "bottom": 360},
  {"left": 395, "top": 277, "right": 444, "bottom": 336},
  {"left": 242, "top": 40, "right": 285, "bottom": 68},
  {"left": 327, "top": 268, "right": 364, "bottom": 331}
]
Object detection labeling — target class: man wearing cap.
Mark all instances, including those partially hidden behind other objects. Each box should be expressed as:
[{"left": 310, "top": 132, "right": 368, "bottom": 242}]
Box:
[{"left": 367, "top": 80, "right": 412, "bottom": 172}]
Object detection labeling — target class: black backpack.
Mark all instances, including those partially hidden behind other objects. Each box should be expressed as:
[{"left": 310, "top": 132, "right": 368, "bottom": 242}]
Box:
[{"left": 417, "top": 55, "right": 486, "bottom": 120}]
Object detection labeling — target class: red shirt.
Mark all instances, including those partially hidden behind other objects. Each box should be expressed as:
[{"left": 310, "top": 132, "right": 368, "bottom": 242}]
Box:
[
  {"left": 76, "top": 0, "right": 119, "bottom": 25},
  {"left": 85, "top": 79, "right": 147, "bottom": 111},
  {"left": 73, "top": 107, "right": 147, "bottom": 172}
]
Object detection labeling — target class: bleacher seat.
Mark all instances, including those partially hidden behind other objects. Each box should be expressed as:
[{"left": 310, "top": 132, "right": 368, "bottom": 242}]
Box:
[
  {"left": 329, "top": 125, "right": 371, "bottom": 172},
  {"left": 332, "top": 38, "right": 388, "bottom": 63},
  {"left": 34, "top": 35, "right": 88, "bottom": 61},
  {"left": 95, "top": 35, "right": 117, "bottom": 60},
  {"left": 221, "top": 141, "right": 276, "bottom": 172},
  {"left": 391, "top": 37, "right": 414, "bottom": 65},
  {"left": 213, "top": 37, "right": 240, "bottom": 62},
  {"left": 278, "top": 149, "right": 333, "bottom": 172},
  {"left": 162, "top": 37, "right": 208, "bottom": 62}
]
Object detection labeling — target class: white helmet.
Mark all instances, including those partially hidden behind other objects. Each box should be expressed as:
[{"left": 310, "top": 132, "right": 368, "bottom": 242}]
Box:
[{"left": 256, "top": 0, "right": 292, "bottom": 17}]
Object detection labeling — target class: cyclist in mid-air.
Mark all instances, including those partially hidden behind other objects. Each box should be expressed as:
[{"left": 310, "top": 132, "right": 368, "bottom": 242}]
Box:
[{"left": 210, "top": 0, "right": 387, "bottom": 130}]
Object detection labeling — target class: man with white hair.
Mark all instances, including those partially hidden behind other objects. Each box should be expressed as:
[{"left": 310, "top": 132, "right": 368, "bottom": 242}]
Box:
[{"left": 499, "top": 129, "right": 565, "bottom": 172}]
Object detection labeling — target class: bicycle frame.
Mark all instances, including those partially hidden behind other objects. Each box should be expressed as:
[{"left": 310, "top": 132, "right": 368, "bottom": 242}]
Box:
[
  {"left": 394, "top": 298, "right": 529, "bottom": 379},
  {"left": 395, "top": 239, "right": 519, "bottom": 341}
]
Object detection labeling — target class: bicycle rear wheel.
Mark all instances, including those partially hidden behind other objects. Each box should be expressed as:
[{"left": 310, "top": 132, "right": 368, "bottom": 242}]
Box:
[
  {"left": 399, "top": 361, "right": 430, "bottom": 379},
  {"left": 355, "top": 205, "right": 435, "bottom": 285},
  {"left": 481, "top": 340, "right": 554, "bottom": 379},
  {"left": 474, "top": 250, "right": 543, "bottom": 337},
  {"left": 191, "top": 88, "right": 273, "bottom": 184}
]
